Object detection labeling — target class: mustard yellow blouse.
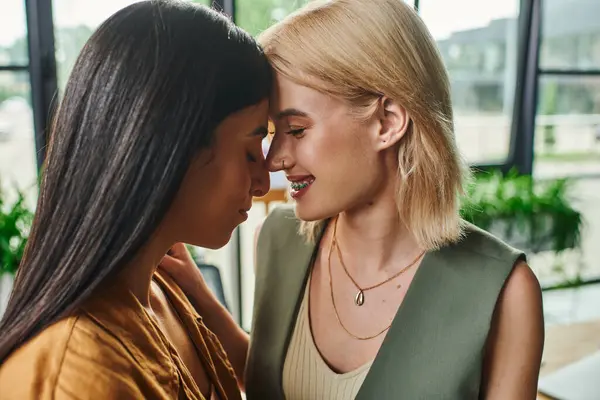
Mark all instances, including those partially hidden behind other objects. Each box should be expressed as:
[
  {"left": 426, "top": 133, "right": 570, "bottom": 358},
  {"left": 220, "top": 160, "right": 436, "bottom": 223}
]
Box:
[{"left": 0, "top": 268, "right": 240, "bottom": 400}]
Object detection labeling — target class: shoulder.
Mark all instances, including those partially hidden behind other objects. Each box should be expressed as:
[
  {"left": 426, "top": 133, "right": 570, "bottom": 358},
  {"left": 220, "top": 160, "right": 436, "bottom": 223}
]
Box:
[
  {"left": 495, "top": 260, "right": 543, "bottom": 327},
  {"left": 258, "top": 204, "right": 299, "bottom": 240},
  {"left": 253, "top": 205, "right": 316, "bottom": 295},
  {"left": 436, "top": 221, "right": 527, "bottom": 284},
  {"left": 0, "top": 314, "right": 143, "bottom": 399},
  {"left": 481, "top": 260, "right": 544, "bottom": 397},
  {"left": 255, "top": 205, "right": 303, "bottom": 256},
  {"left": 424, "top": 222, "right": 528, "bottom": 314},
  {"left": 455, "top": 221, "right": 525, "bottom": 263},
  {"left": 447, "top": 223, "right": 541, "bottom": 327},
  {"left": 489, "top": 259, "right": 543, "bottom": 332},
  {"left": 0, "top": 316, "right": 79, "bottom": 398}
]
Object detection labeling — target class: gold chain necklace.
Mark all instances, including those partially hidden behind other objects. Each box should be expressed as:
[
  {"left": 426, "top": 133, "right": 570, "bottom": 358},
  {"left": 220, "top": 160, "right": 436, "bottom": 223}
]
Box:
[
  {"left": 328, "top": 227, "right": 391, "bottom": 340},
  {"left": 332, "top": 216, "right": 425, "bottom": 306}
]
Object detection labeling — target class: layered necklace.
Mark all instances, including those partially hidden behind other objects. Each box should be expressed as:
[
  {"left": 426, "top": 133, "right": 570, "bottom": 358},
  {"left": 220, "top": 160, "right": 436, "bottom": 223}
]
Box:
[{"left": 328, "top": 216, "right": 425, "bottom": 340}]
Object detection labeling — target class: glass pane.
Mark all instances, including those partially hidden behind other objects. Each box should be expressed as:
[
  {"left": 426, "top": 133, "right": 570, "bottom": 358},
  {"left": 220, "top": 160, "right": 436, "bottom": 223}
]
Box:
[
  {"left": 52, "top": 0, "right": 209, "bottom": 91},
  {"left": 0, "top": 0, "right": 29, "bottom": 65},
  {"left": 534, "top": 75, "right": 600, "bottom": 178},
  {"left": 540, "top": 0, "right": 600, "bottom": 71},
  {"left": 236, "top": 0, "right": 311, "bottom": 37},
  {"left": 52, "top": 0, "right": 145, "bottom": 91},
  {"left": 420, "top": 0, "right": 520, "bottom": 164},
  {"left": 0, "top": 72, "right": 37, "bottom": 196},
  {"left": 532, "top": 75, "right": 600, "bottom": 286}
]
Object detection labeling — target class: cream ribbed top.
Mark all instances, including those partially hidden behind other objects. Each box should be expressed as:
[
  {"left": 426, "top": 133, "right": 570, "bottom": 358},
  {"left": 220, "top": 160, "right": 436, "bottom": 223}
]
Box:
[{"left": 282, "top": 280, "right": 373, "bottom": 400}]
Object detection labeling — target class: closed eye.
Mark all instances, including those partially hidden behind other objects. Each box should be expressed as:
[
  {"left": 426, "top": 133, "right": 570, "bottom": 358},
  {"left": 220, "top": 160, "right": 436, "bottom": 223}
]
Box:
[
  {"left": 247, "top": 143, "right": 264, "bottom": 163},
  {"left": 248, "top": 148, "right": 265, "bottom": 163},
  {"left": 286, "top": 128, "right": 306, "bottom": 137}
]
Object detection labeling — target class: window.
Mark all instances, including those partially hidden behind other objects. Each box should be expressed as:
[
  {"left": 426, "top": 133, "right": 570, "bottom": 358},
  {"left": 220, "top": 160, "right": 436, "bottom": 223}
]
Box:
[
  {"left": 0, "top": 72, "right": 35, "bottom": 197},
  {"left": 0, "top": 3, "right": 28, "bottom": 66},
  {"left": 420, "top": 0, "right": 520, "bottom": 165},
  {"left": 535, "top": 75, "right": 600, "bottom": 178},
  {"left": 532, "top": 0, "right": 600, "bottom": 285},
  {"left": 52, "top": 0, "right": 211, "bottom": 92},
  {"left": 0, "top": 1, "right": 36, "bottom": 200},
  {"left": 539, "top": 0, "right": 600, "bottom": 71},
  {"left": 52, "top": 0, "right": 145, "bottom": 91},
  {"left": 236, "top": 0, "right": 311, "bottom": 37}
]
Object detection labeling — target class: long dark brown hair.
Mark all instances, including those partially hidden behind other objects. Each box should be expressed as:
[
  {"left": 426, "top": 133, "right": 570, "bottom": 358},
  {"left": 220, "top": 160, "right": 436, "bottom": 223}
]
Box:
[{"left": 0, "top": 0, "right": 271, "bottom": 362}]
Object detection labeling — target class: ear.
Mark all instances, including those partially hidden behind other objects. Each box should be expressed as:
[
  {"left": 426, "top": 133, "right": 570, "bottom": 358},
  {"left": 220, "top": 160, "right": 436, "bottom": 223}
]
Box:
[{"left": 374, "top": 97, "right": 410, "bottom": 151}]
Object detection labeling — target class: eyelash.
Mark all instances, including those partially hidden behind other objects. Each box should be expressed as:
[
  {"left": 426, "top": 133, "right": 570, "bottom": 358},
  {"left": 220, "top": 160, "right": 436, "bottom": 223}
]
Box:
[
  {"left": 286, "top": 128, "right": 306, "bottom": 137},
  {"left": 247, "top": 139, "right": 265, "bottom": 162}
]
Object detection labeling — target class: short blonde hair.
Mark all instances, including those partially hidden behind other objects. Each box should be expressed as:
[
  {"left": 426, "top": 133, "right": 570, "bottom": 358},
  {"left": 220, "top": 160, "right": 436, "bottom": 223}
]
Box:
[{"left": 259, "top": 0, "right": 469, "bottom": 250}]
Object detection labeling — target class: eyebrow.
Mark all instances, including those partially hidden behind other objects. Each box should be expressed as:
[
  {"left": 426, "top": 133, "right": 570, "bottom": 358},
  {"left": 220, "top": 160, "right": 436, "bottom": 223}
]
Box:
[
  {"left": 274, "top": 108, "right": 309, "bottom": 120},
  {"left": 249, "top": 125, "right": 269, "bottom": 139}
]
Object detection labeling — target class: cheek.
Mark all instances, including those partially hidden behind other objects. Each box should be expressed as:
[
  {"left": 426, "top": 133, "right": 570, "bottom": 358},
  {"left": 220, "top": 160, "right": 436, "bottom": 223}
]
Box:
[
  {"left": 296, "top": 129, "right": 338, "bottom": 170},
  {"left": 183, "top": 158, "right": 247, "bottom": 216},
  {"left": 212, "top": 155, "right": 251, "bottom": 200},
  {"left": 303, "top": 127, "right": 371, "bottom": 175}
]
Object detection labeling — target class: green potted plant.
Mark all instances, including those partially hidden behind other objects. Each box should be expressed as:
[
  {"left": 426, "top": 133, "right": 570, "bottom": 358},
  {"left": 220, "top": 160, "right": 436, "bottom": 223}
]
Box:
[
  {"left": 0, "top": 187, "right": 34, "bottom": 315},
  {"left": 460, "top": 169, "right": 583, "bottom": 254}
]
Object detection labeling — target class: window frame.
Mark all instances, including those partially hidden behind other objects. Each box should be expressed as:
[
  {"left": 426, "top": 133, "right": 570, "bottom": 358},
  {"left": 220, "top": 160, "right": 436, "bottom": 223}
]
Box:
[{"left": 23, "top": 0, "right": 58, "bottom": 171}]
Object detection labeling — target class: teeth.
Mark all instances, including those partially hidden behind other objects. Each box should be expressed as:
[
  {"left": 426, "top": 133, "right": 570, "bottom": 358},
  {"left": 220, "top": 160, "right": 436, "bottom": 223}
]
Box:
[
  {"left": 291, "top": 182, "right": 308, "bottom": 190},
  {"left": 290, "top": 178, "right": 314, "bottom": 191}
]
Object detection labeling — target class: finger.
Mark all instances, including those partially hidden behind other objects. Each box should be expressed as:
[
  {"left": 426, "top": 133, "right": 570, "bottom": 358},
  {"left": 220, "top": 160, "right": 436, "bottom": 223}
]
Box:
[
  {"left": 167, "top": 242, "right": 190, "bottom": 258},
  {"left": 159, "top": 254, "right": 184, "bottom": 269}
]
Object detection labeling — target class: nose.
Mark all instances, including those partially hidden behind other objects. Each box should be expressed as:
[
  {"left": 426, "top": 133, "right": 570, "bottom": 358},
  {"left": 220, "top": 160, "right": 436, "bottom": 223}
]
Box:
[
  {"left": 267, "top": 155, "right": 285, "bottom": 172},
  {"left": 265, "top": 133, "right": 293, "bottom": 172},
  {"left": 251, "top": 158, "right": 270, "bottom": 197}
]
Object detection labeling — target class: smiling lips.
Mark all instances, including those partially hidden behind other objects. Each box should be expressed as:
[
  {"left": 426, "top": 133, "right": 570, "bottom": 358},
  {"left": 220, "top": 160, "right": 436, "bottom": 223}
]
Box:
[{"left": 287, "top": 175, "right": 315, "bottom": 199}]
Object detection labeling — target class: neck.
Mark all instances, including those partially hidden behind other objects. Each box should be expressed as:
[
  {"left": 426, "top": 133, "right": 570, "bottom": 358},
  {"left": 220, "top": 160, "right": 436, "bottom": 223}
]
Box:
[
  {"left": 335, "top": 192, "right": 423, "bottom": 275},
  {"left": 118, "top": 229, "right": 174, "bottom": 308}
]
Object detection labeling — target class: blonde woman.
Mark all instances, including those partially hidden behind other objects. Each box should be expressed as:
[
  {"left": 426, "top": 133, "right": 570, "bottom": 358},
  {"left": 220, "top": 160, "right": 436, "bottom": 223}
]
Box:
[{"left": 161, "top": 0, "right": 544, "bottom": 399}]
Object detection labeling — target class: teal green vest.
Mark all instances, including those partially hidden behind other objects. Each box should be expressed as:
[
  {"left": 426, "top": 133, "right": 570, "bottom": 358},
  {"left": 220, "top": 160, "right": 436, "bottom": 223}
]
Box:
[{"left": 246, "top": 206, "right": 524, "bottom": 399}]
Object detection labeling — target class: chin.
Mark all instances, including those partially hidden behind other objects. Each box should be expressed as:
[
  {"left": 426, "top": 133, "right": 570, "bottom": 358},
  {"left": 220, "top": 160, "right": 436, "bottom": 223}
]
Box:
[
  {"left": 294, "top": 201, "right": 336, "bottom": 222},
  {"left": 191, "top": 230, "right": 233, "bottom": 250}
]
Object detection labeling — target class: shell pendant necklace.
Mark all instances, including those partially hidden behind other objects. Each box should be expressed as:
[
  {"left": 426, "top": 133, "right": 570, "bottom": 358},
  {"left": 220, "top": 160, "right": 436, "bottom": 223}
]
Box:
[{"left": 331, "top": 216, "right": 425, "bottom": 306}]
